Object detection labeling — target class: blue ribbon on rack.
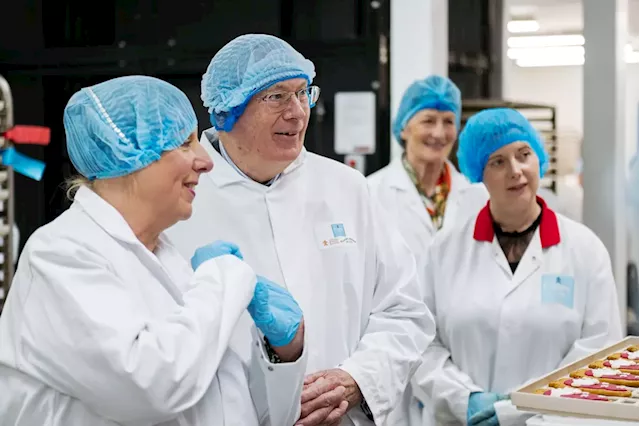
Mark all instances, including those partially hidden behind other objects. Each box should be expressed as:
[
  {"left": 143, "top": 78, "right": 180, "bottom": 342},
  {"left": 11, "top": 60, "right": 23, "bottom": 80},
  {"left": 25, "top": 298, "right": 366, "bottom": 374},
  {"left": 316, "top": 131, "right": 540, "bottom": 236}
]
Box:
[{"left": 0, "top": 147, "right": 46, "bottom": 181}]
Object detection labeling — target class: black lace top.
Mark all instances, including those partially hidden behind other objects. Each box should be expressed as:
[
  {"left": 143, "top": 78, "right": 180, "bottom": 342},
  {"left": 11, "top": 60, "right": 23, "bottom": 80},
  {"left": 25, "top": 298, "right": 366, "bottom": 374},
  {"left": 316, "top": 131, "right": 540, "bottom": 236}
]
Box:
[{"left": 493, "top": 211, "right": 543, "bottom": 273}]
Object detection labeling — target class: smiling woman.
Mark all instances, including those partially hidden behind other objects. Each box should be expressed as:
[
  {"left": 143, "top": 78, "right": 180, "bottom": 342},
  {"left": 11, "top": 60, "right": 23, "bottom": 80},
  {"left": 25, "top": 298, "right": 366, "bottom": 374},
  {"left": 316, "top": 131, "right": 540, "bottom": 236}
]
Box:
[
  {"left": 0, "top": 74, "right": 309, "bottom": 426},
  {"left": 367, "top": 75, "right": 490, "bottom": 259}
]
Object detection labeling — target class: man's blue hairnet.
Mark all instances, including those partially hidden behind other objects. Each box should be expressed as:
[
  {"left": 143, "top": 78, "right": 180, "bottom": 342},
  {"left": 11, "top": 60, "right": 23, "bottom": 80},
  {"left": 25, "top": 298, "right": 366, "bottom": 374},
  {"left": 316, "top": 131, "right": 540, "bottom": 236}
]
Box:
[
  {"left": 64, "top": 75, "right": 197, "bottom": 180},
  {"left": 392, "top": 75, "right": 462, "bottom": 145},
  {"left": 201, "top": 34, "right": 316, "bottom": 132},
  {"left": 457, "top": 108, "right": 549, "bottom": 183}
]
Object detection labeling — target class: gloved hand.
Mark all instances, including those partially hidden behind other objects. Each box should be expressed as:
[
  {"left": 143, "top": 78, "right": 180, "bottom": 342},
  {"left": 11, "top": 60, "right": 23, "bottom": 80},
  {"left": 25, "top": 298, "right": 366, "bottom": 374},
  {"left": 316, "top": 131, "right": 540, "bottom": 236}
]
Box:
[
  {"left": 191, "top": 240, "right": 244, "bottom": 270},
  {"left": 467, "top": 392, "right": 509, "bottom": 426},
  {"left": 247, "top": 275, "right": 303, "bottom": 347}
]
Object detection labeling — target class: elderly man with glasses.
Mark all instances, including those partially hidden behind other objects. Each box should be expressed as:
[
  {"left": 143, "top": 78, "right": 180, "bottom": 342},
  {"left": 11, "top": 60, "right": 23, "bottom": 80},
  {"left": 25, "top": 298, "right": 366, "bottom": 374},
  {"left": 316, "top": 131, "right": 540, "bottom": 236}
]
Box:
[{"left": 167, "top": 34, "right": 433, "bottom": 426}]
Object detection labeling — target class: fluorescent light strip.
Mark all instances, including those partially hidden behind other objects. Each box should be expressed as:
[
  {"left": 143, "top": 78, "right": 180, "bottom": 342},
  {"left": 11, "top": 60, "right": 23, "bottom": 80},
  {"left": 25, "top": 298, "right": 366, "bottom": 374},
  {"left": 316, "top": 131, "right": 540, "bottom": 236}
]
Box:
[
  {"left": 516, "top": 56, "right": 584, "bottom": 67},
  {"left": 509, "top": 43, "right": 639, "bottom": 67},
  {"left": 508, "top": 46, "right": 585, "bottom": 60},
  {"left": 508, "top": 34, "right": 585, "bottom": 48},
  {"left": 507, "top": 20, "right": 540, "bottom": 33}
]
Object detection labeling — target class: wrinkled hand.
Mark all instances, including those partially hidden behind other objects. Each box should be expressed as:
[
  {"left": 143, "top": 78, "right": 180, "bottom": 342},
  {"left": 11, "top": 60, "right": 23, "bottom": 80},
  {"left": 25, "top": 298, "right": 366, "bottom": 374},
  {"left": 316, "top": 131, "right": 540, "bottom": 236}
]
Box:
[
  {"left": 295, "top": 369, "right": 361, "bottom": 426},
  {"left": 247, "top": 276, "right": 302, "bottom": 347},
  {"left": 190, "top": 240, "right": 243, "bottom": 270}
]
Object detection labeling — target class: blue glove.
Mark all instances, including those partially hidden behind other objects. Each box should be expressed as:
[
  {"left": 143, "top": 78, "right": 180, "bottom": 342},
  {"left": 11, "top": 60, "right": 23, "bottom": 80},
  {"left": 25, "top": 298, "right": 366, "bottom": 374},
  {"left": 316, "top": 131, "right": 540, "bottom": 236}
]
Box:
[
  {"left": 468, "top": 407, "right": 500, "bottom": 426},
  {"left": 191, "top": 240, "right": 243, "bottom": 270},
  {"left": 467, "top": 392, "right": 509, "bottom": 426},
  {"left": 247, "top": 276, "right": 303, "bottom": 347}
]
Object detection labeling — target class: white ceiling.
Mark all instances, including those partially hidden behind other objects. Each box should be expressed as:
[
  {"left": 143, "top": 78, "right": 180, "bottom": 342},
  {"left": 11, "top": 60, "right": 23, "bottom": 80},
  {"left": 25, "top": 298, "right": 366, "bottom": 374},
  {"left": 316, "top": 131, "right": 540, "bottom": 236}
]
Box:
[{"left": 506, "top": 0, "right": 639, "bottom": 46}]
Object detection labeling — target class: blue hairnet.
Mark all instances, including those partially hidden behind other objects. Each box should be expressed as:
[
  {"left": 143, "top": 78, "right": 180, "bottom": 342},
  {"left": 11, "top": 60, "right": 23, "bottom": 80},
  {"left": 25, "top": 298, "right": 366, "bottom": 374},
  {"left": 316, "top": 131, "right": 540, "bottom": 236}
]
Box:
[
  {"left": 64, "top": 75, "right": 197, "bottom": 180},
  {"left": 457, "top": 108, "right": 549, "bottom": 183},
  {"left": 201, "top": 34, "right": 316, "bottom": 132},
  {"left": 392, "top": 75, "right": 462, "bottom": 145}
]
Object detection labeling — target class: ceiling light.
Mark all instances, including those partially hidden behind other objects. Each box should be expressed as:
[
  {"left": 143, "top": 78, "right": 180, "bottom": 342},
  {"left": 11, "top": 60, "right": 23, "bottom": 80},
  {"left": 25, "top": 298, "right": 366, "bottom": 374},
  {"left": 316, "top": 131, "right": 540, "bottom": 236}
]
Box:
[
  {"left": 507, "top": 20, "right": 540, "bottom": 33},
  {"left": 516, "top": 56, "right": 585, "bottom": 67},
  {"left": 508, "top": 34, "right": 585, "bottom": 48},
  {"left": 508, "top": 46, "right": 585, "bottom": 60}
]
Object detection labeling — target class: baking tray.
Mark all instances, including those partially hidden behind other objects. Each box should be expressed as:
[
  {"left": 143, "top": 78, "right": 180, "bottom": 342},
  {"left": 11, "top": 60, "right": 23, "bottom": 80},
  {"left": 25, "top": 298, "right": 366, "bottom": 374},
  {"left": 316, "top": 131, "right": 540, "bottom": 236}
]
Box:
[{"left": 511, "top": 336, "right": 639, "bottom": 422}]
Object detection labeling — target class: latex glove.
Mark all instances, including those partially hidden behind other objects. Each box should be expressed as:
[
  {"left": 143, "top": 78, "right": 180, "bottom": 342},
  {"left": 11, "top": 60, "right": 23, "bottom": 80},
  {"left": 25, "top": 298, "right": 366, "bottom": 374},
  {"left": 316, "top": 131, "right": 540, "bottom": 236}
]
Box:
[
  {"left": 467, "top": 392, "right": 509, "bottom": 426},
  {"left": 468, "top": 405, "right": 500, "bottom": 426},
  {"left": 191, "top": 240, "right": 243, "bottom": 270},
  {"left": 247, "top": 275, "right": 302, "bottom": 347}
]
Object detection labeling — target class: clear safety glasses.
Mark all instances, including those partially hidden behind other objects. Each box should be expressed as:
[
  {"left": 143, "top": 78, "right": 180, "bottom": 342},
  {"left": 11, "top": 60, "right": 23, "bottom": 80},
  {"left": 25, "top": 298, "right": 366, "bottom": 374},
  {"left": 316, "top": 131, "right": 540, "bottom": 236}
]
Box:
[{"left": 260, "top": 85, "right": 321, "bottom": 112}]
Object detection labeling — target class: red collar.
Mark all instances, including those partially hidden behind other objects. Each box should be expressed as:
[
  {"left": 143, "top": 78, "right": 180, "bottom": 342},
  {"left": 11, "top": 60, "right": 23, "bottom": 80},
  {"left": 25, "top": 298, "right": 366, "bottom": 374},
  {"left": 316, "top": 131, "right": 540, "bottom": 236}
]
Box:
[{"left": 473, "top": 196, "right": 561, "bottom": 248}]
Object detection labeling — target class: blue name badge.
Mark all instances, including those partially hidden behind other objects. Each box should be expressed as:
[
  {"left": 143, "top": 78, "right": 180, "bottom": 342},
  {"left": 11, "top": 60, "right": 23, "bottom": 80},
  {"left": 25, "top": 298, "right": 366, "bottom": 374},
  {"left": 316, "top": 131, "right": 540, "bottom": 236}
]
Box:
[
  {"left": 541, "top": 274, "right": 575, "bottom": 309},
  {"left": 331, "top": 223, "right": 346, "bottom": 238}
]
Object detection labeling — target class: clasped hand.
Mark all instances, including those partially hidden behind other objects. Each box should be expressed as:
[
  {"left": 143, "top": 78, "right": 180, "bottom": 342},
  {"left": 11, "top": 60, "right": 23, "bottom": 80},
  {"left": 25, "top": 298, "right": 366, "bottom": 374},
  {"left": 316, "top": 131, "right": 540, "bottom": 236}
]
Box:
[{"left": 296, "top": 369, "right": 362, "bottom": 426}]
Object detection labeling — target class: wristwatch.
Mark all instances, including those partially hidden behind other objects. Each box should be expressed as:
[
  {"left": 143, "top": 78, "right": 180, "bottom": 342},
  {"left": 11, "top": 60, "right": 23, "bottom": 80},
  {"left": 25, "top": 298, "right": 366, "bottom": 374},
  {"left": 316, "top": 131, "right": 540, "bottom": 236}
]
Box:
[{"left": 263, "top": 336, "right": 282, "bottom": 364}]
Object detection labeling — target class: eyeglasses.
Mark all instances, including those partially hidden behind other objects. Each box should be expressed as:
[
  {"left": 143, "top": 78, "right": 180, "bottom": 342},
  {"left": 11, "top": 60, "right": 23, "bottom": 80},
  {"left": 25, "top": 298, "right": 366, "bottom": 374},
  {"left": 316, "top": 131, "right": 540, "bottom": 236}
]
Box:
[{"left": 260, "top": 86, "right": 321, "bottom": 111}]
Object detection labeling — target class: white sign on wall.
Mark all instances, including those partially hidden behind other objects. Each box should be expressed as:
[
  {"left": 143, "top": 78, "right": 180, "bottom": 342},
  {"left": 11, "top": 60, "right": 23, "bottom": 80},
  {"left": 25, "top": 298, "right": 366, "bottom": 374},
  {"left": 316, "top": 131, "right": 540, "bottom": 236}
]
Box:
[{"left": 334, "top": 92, "right": 376, "bottom": 155}]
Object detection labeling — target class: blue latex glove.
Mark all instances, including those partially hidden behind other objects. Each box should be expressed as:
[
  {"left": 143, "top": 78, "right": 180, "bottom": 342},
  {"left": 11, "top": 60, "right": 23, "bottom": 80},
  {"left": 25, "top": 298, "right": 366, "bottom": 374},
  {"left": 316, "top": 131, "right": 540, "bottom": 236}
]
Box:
[
  {"left": 467, "top": 392, "right": 509, "bottom": 426},
  {"left": 468, "top": 406, "right": 500, "bottom": 426},
  {"left": 191, "top": 240, "right": 243, "bottom": 270},
  {"left": 247, "top": 276, "right": 303, "bottom": 347}
]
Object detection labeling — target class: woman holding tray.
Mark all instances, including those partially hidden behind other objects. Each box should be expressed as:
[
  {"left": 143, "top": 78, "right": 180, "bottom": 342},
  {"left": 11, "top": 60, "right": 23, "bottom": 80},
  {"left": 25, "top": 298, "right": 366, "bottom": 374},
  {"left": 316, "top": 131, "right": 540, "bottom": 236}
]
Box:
[{"left": 410, "top": 108, "right": 623, "bottom": 426}]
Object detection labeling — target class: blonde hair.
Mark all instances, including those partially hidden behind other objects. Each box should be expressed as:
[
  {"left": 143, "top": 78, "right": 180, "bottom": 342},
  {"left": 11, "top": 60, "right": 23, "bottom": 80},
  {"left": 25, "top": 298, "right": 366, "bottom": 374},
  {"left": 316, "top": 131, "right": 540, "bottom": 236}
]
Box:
[{"left": 64, "top": 175, "right": 92, "bottom": 200}]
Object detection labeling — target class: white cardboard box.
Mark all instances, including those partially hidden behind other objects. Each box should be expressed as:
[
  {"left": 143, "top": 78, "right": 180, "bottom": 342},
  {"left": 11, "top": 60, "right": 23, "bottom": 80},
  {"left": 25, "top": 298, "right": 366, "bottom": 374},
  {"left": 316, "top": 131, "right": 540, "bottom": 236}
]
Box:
[{"left": 512, "top": 336, "right": 639, "bottom": 422}]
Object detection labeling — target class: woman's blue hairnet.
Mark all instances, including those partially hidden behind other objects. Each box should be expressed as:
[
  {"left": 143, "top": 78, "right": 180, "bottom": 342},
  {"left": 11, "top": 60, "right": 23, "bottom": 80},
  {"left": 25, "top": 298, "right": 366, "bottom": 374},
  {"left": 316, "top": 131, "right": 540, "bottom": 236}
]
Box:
[
  {"left": 392, "top": 75, "right": 462, "bottom": 145},
  {"left": 64, "top": 75, "right": 197, "bottom": 180},
  {"left": 201, "top": 34, "right": 316, "bottom": 132},
  {"left": 457, "top": 108, "right": 549, "bottom": 183}
]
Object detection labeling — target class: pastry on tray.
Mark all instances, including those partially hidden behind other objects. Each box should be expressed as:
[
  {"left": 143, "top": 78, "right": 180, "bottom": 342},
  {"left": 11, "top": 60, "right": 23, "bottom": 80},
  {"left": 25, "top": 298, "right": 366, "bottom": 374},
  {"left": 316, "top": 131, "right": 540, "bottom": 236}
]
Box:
[
  {"left": 627, "top": 345, "right": 639, "bottom": 352},
  {"left": 535, "top": 387, "right": 609, "bottom": 401},
  {"left": 549, "top": 378, "right": 632, "bottom": 397},
  {"left": 589, "top": 359, "right": 639, "bottom": 374},
  {"left": 607, "top": 350, "right": 640, "bottom": 362},
  {"left": 570, "top": 368, "right": 639, "bottom": 387}
]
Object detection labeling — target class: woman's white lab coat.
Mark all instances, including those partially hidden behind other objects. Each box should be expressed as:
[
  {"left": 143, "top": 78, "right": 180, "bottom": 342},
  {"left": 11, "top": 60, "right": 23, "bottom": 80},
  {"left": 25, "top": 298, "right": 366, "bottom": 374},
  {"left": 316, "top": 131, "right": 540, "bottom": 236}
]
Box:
[
  {"left": 0, "top": 186, "right": 307, "bottom": 426},
  {"left": 367, "top": 158, "right": 488, "bottom": 425},
  {"left": 367, "top": 157, "right": 489, "bottom": 255},
  {"left": 413, "top": 199, "right": 623, "bottom": 426},
  {"left": 166, "top": 130, "right": 435, "bottom": 426}
]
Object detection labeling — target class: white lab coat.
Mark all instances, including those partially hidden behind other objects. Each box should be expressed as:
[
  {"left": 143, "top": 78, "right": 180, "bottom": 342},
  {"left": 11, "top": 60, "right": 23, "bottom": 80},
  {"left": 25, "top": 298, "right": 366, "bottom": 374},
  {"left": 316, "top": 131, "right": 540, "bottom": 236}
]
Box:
[
  {"left": 367, "top": 157, "right": 489, "bottom": 256},
  {"left": 0, "top": 186, "right": 307, "bottom": 426},
  {"left": 166, "top": 130, "right": 435, "bottom": 426},
  {"left": 367, "top": 158, "right": 488, "bottom": 425},
  {"left": 413, "top": 199, "right": 622, "bottom": 426}
]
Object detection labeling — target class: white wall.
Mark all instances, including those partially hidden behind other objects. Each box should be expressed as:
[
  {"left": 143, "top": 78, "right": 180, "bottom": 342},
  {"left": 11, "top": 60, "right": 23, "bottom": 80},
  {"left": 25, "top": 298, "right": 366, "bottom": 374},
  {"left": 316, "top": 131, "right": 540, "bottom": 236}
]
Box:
[
  {"left": 503, "top": 60, "right": 639, "bottom": 172},
  {"left": 503, "top": 61, "right": 584, "bottom": 175}
]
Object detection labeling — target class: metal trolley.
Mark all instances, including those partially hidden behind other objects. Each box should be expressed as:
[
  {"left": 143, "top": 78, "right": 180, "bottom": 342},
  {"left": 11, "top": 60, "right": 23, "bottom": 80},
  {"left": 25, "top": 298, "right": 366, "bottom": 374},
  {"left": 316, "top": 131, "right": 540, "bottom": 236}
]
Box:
[{"left": 0, "top": 76, "right": 16, "bottom": 311}]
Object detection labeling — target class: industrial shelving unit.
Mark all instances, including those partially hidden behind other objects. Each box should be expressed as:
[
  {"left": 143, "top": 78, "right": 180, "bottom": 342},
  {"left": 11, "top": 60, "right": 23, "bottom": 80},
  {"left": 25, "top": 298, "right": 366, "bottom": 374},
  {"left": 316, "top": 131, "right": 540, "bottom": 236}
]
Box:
[{"left": 450, "top": 99, "right": 559, "bottom": 193}]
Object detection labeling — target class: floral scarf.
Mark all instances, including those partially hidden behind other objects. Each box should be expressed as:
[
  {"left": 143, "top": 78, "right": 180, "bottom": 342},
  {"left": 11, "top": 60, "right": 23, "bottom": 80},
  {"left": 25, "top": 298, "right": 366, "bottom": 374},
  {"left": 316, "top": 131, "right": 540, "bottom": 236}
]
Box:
[{"left": 402, "top": 155, "right": 451, "bottom": 230}]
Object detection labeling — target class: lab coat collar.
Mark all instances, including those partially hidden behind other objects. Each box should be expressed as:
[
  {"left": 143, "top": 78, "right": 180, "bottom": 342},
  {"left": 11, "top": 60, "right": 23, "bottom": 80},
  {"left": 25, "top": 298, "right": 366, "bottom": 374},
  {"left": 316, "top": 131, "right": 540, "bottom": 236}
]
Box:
[
  {"left": 201, "top": 128, "right": 307, "bottom": 188},
  {"left": 473, "top": 196, "right": 561, "bottom": 248},
  {"left": 73, "top": 186, "right": 145, "bottom": 245}
]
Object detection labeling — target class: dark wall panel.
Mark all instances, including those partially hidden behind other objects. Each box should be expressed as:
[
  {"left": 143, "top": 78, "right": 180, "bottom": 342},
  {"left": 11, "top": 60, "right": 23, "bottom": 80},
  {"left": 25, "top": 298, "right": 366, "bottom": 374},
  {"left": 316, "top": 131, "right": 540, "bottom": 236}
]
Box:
[
  {"left": 448, "top": 0, "right": 503, "bottom": 99},
  {"left": 1, "top": 0, "right": 390, "bottom": 252}
]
